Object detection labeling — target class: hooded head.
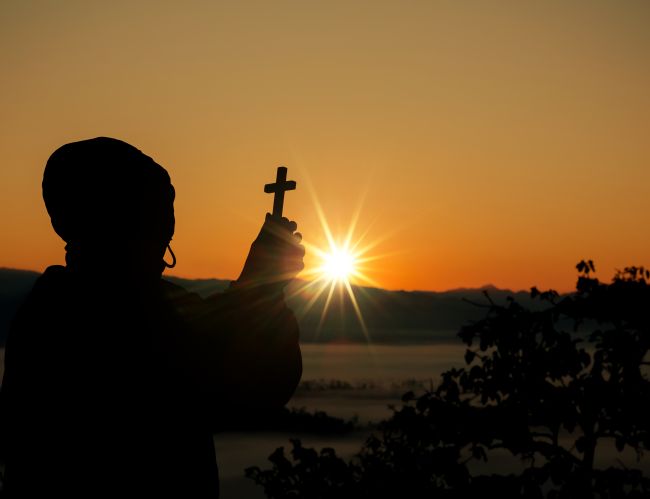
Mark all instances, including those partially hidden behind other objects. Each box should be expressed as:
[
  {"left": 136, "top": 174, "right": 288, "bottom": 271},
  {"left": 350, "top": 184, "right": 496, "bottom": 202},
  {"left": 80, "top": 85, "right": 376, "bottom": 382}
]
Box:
[{"left": 43, "top": 137, "right": 175, "bottom": 277}]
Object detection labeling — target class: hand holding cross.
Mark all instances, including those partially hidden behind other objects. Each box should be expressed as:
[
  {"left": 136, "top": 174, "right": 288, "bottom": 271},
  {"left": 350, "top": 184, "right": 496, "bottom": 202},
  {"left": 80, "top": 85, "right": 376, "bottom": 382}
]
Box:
[
  {"left": 264, "top": 166, "right": 296, "bottom": 218},
  {"left": 235, "top": 166, "right": 303, "bottom": 290}
]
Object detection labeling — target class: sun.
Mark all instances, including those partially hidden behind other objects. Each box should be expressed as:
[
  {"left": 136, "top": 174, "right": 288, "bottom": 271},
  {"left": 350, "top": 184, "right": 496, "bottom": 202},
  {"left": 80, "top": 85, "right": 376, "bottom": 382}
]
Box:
[
  {"left": 321, "top": 247, "right": 357, "bottom": 282},
  {"left": 283, "top": 175, "right": 394, "bottom": 343},
  {"left": 296, "top": 237, "right": 372, "bottom": 340},
  {"left": 284, "top": 190, "right": 390, "bottom": 343}
]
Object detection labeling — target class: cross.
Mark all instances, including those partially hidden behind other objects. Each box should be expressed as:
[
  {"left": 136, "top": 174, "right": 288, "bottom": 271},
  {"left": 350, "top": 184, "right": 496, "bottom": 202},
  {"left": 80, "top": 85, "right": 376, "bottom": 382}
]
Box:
[{"left": 264, "top": 166, "right": 296, "bottom": 218}]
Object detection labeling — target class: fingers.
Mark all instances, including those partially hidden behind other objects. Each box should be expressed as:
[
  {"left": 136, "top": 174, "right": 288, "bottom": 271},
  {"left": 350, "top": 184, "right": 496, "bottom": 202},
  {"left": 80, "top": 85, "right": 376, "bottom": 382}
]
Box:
[
  {"left": 261, "top": 215, "right": 305, "bottom": 266},
  {"left": 264, "top": 214, "right": 301, "bottom": 239},
  {"left": 244, "top": 214, "right": 305, "bottom": 287},
  {"left": 274, "top": 216, "right": 297, "bottom": 234},
  {"left": 286, "top": 243, "right": 305, "bottom": 275},
  {"left": 265, "top": 213, "right": 297, "bottom": 230}
]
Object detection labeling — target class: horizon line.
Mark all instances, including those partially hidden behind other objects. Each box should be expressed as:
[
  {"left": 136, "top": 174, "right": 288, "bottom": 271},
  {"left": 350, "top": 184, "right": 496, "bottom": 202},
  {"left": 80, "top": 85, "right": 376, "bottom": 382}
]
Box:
[{"left": 0, "top": 266, "right": 571, "bottom": 296}]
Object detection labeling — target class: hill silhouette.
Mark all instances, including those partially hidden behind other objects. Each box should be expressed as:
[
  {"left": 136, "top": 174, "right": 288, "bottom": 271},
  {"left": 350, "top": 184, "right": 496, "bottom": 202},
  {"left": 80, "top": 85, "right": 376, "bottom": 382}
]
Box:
[{"left": 0, "top": 268, "right": 545, "bottom": 346}]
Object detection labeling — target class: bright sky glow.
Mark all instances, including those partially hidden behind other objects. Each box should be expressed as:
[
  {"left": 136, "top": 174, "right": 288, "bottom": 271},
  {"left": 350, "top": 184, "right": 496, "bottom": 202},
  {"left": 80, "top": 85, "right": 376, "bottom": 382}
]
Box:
[{"left": 2, "top": 2, "right": 650, "bottom": 291}]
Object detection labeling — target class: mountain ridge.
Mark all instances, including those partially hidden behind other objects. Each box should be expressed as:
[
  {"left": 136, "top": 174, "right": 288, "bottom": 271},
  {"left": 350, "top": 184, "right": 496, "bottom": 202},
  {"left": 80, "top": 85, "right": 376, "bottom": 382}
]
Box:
[{"left": 0, "top": 267, "right": 547, "bottom": 345}]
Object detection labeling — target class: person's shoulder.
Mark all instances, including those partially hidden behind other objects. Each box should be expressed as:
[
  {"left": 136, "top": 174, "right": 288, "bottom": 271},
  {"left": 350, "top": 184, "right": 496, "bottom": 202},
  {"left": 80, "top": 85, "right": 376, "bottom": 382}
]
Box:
[
  {"left": 19, "top": 265, "right": 73, "bottom": 310},
  {"left": 161, "top": 278, "right": 209, "bottom": 313},
  {"left": 30, "top": 265, "right": 69, "bottom": 295},
  {"left": 8, "top": 266, "right": 69, "bottom": 334},
  {"left": 40, "top": 264, "right": 67, "bottom": 280}
]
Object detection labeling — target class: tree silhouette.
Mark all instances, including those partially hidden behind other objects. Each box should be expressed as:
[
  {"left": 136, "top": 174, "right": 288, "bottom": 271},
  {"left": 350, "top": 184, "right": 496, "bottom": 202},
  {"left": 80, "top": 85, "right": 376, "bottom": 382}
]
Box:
[{"left": 246, "top": 261, "right": 650, "bottom": 498}]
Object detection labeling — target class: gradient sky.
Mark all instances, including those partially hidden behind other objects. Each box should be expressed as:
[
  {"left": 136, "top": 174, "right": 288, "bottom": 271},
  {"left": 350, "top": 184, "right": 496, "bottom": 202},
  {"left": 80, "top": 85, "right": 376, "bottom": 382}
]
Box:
[{"left": 1, "top": 0, "right": 649, "bottom": 292}]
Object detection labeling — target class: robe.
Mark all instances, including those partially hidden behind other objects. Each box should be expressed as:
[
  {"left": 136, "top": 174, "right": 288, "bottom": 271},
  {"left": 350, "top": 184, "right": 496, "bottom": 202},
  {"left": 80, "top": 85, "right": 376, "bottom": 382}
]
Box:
[{"left": 0, "top": 265, "right": 302, "bottom": 497}]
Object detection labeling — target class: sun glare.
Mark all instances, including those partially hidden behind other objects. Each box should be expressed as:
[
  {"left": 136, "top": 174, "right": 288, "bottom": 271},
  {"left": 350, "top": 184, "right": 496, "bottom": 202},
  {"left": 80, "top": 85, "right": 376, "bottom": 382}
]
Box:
[
  {"left": 285, "top": 179, "right": 393, "bottom": 343},
  {"left": 321, "top": 248, "right": 356, "bottom": 282}
]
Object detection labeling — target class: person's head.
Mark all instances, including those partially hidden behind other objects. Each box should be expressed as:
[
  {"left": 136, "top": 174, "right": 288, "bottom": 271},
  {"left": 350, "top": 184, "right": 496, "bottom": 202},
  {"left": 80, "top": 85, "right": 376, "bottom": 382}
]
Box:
[{"left": 43, "top": 137, "right": 175, "bottom": 280}]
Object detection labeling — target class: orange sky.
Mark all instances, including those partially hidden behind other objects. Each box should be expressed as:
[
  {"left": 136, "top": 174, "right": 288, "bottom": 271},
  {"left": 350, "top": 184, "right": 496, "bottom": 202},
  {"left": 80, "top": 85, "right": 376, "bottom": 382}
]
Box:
[{"left": 1, "top": 1, "right": 649, "bottom": 292}]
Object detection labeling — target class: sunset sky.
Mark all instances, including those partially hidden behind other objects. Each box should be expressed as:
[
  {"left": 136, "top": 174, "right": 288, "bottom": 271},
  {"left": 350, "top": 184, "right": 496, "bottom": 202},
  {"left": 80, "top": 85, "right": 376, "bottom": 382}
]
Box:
[{"left": 1, "top": 1, "right": 649, "bottom": 292}]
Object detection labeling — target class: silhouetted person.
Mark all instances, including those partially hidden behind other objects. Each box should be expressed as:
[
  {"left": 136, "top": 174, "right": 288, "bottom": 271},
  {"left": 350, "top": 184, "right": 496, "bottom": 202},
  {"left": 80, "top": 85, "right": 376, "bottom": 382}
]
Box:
[{"left": 0, "top": 137, "right": 304, "bottom": 497}]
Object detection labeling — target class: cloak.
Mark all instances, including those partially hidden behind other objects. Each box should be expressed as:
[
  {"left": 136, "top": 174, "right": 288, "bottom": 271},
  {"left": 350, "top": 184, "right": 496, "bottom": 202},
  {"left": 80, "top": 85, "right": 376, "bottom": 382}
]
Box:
[{"left": 0, "top": 265, "right": 302, "bottom": 497}]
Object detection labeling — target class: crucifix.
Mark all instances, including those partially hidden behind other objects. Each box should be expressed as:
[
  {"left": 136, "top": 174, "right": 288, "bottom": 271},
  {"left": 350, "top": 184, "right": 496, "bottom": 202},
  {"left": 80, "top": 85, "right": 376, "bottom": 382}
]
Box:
[{"left": 264, "top": 166, "right": 296, "bottom": 218}]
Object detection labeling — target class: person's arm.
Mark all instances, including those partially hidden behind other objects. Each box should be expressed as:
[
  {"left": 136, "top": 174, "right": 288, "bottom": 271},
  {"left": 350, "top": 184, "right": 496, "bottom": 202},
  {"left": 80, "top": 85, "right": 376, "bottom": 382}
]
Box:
[
  {"left": 178, "top": 214, "right": 304, "bottom": 411},
  {"left": 208, "top": 282, "right": 302, "bottom": 409}
]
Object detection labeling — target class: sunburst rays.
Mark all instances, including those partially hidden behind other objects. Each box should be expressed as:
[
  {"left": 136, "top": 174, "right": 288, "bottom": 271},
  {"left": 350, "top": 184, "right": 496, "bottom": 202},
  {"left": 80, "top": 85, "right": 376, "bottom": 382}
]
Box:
[{"left": 287, "top": 181, "right": 383, "bottom": 343}]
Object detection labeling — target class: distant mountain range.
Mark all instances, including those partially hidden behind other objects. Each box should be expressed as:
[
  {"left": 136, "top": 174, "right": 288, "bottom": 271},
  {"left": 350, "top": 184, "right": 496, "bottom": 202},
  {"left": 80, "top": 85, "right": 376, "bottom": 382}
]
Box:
[{"left": 0, "top": 267, "right": 548, "bottom": 345}]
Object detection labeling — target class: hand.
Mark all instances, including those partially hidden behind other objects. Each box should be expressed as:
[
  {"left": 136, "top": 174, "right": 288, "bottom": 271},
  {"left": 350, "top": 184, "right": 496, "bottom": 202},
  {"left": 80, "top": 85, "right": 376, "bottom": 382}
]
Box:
[{"left": 235, "top": 213, "right": 305, "bottom": 292}]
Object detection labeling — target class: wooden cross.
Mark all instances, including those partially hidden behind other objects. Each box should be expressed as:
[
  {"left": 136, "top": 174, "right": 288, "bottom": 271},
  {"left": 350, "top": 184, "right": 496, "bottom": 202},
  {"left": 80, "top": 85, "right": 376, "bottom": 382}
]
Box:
[{"left": 264, "top": 166, "right": 296, "bottom": 218}]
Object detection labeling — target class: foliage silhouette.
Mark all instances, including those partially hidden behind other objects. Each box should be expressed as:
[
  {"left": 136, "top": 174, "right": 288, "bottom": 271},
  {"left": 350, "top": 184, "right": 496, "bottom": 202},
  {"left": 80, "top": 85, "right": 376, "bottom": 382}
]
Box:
[
  {"left": 246, "top": 261, "right": 650, "bottom": 498},
  {"left": 218, "top": 407, "right": 359, "bottom": 435}
]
